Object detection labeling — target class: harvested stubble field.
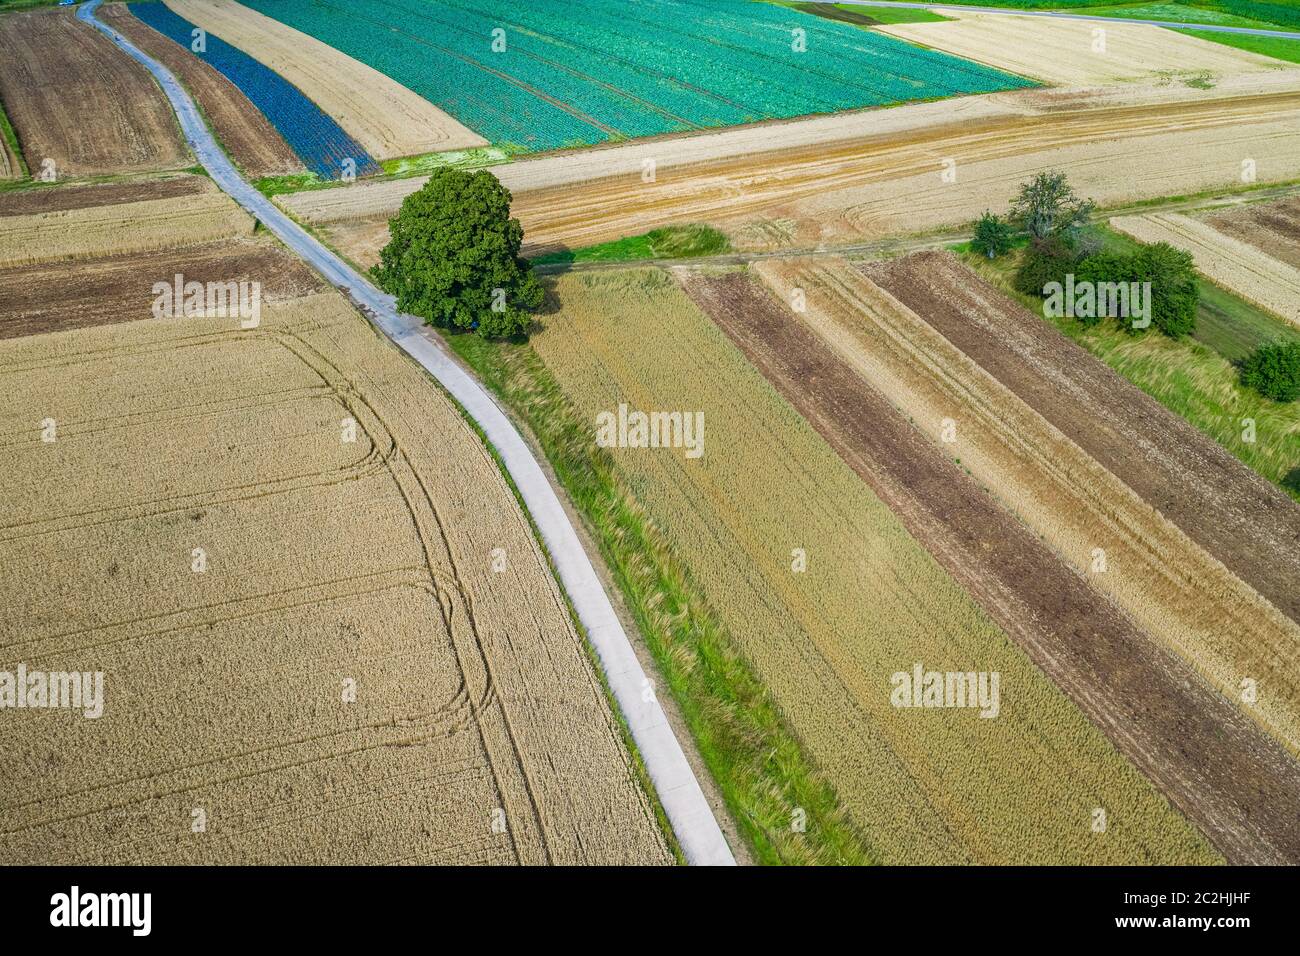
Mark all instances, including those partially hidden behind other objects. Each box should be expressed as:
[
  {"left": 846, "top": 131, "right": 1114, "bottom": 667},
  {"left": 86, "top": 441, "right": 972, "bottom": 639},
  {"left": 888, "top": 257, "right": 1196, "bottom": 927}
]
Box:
[
  {"left": 100, "top": 3, "right": 301, "bottom": 178},
  {"left": 531, "top": 267, "right": 1217, "bottom": 865},
  {"left": 290, "top": 80, "right": 1300, "bottom": 263},
  {"left": 1111, "top": 212, "right": 1300, "bottom": 325},
  {"left": 870, "top": 251, "right": 1300, "bottom": 636},
  {"left": 0, "top": 8, "right": 189, "bottom": 177},
  {"left": 879, "top": 10, "right": 1286, "bottom": 84},
  {"left": 1206, "top": 195, "right": 1300, "bottom": 269},
  {"left": 0, "top": 236, "right": 322, "bottom": 340},
  {"left": 691, "top": 264, "right": 1300, "bottom": 864},
  {"left": 162, "top": 0, "right": 486, "bottom": 159},
  {"left": 0, "top": 291, "right": 670, "bottom": 864},
  {"left": 0, "top": 189, "right": 254, "bottom": 268},
  {"left": 751, "top": 256, "right": 1300, "bottom": 757}
]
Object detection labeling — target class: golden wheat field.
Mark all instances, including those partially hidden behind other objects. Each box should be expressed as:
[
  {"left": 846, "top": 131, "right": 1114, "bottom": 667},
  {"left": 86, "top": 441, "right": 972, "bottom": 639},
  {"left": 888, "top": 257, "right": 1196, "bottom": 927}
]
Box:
[
  {"left": 753, "top": 257, "right": 1300, "bottom": 756},
  {"left": 0, "top": 290, "right": 670, "bottom": 864},
  {"left": 879, "top": 11, "right": 1285, "bottom": 85},
  {"left": 0, "top": 190, "right": 254, "bottom": 268},
  {"left": 1110, "top": 212, "right": 1300, "bottom": 326},
  {"left": 164, "top": 0, "right": 487, "bottom": 158},
  {"left": 530, "top": 268, "right": 1217, "bottom": 865}
]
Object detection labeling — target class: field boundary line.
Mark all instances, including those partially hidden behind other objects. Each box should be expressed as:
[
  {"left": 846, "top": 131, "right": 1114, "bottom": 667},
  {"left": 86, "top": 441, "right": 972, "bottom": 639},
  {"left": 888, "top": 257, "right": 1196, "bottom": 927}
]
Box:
[{"left": 79, "top": 0, "right": 735, "bottom": 867}]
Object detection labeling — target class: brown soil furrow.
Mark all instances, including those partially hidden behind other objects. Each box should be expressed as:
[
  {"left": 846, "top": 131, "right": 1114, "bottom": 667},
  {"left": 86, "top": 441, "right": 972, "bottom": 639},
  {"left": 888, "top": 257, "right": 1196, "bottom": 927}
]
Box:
[
  {"left": 101, "top": 4, "right": 302, "bottom": 178},
  {"left": 1207, "top": 196, "right": 1300, "bottom": 270},
  {"left": 0, "top": 8, "right": 189, "bottom": 176},
  {"left": 866, "top": 251, "right": 1300, "bottom": 628},
  {"left": 0, "top": 174, "right": 211, "bottom": 217},
  {"left": 684, "top": 268, "right": 1300, "bottom": 864},
  {"left": 0, "top": 238, "right": 323, "bottom": 341}
]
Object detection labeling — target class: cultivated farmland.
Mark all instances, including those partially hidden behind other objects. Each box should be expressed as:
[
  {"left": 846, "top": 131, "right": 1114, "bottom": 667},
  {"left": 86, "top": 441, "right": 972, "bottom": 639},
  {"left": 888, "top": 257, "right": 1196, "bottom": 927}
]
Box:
[
  {"left": 530, "top": 267, "right": 1218, "bottom": 865},
  {"left": 284, "top": 76, "right": 1300, "bottom": 261},
  {"left": 127, "top": 2, "right": 378, "bottom": 179},
  {"left": 161, "top": 0, "right": 485, "bottom": 159},
  {"left": 1110, "top": 212, "right": 1300, "bottom": 325},
  {"left": 751, "top": 256, "right": 1300, "bottom": 756},
  {"left": 690, "top": 263, "right": 1300, "bottom": 863},
  {"left": 0, "top": 237, "right": 321, "bottom": 340},
  {"left": 870, "top": 251, "right": 1300, "bottom": 633},
  {"left": 0, "top": 7, "right": 189, "bottom": 177},
  {"left": 1206, "top": 195, "right": 1300, "bottom": 269},
  {"left": 233, "top": 0, "right": 1032, "bottom": 152},
  {"left": 101, "top": 3, "right": 301, "bottom": 178},
  {"left": 0, "top": 291, "right": 671, "bottom": 865},
  {"left": 879, "top": 10, "right": 1287, "bottom": 84},
  {"left": 0, "top": 189, "right": 254, "bottom": 268}
]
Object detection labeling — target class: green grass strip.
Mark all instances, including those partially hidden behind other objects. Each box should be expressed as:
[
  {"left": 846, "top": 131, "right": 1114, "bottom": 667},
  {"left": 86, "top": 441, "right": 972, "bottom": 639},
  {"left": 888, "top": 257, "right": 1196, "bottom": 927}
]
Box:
[{"left": 531, "top": 224, "right": 731, "bottom": 266}]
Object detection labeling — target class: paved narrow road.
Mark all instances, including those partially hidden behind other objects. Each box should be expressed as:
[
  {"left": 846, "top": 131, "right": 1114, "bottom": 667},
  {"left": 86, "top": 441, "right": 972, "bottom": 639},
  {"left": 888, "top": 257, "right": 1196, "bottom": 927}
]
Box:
[
  {"left": 835, "top": 0, "right": 1300, "bottom": 40},
  {"left": 78, "top": 0, "right": 735, "bottom": 867}
]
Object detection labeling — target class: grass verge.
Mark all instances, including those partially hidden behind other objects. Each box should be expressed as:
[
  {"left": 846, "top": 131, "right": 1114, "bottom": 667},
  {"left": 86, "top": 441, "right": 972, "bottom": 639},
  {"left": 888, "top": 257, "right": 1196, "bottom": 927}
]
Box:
[
  {"left": 1175, "top": 27, "right": 1300, "bottom": 62},
  {"left": 443, "top": 328, "right": 873, "bottom": 865},
  {"left": 531, "top": 224, "right": 731, "bottom": 266}
]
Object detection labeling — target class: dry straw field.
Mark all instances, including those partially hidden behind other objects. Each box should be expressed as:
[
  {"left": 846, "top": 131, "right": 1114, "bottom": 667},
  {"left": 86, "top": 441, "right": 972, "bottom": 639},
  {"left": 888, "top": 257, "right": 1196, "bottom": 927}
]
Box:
[
  {"left": 303, "top": 84, "right": 1300, "bottom": 263},
  {"left": 686, "top": 263, "right": 1300, "bottom": 862},
  {"left": 0, "top": 7, "right": 189, "bottom": 176},
  {"left": 753, "top": 256, "right": 1300, "bottom": 755},
  {"left": 0, "top": 291, "right": 669, "bottom": 864},
  {"left": 879, "top": 10, "right": 1286, "bottom": 85},
  {"left": 163, "top": 0, "right": 487, "bottom": 159},
  {"left": 531, "top": 267, "right": 1217, "bottom": 865},
  {"left": 0, "top": 188, "right": 254, "bottom": 268},
  {"left": 1111, "top": 212, "right": 1300, "bottom": 326}
]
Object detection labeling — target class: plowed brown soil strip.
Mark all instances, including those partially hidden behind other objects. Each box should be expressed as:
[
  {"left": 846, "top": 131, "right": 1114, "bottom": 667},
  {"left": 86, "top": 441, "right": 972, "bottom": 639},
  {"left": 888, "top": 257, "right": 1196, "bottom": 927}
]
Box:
[
  {"left": 102, "top": 4, "right": 301, "bottom": 178},
  {"left": 1206, "top": 196, "right": 1300, "bottom": 271},
  {"left": 685, "top": 269, "right": 1300, "bottom": 864},
  {"left": 867, "top": 251, "right": 1300, "bottom": 627},
  {"left": 0, "top": 174, "right": 211, "bottom": 216},
  {"left": 0, "top": 238, "right": 323, "bottom": 340},
  {"left": 0, "top": 8, "right": 188, "bottom": 176}
]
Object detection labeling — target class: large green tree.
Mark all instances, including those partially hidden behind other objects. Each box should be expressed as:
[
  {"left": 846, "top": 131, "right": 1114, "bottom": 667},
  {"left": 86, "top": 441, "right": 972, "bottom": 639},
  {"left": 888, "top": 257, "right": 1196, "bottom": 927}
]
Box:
[
  {"left": 373, "top": 168, "right": 543, "bottom": 338},
  {"left": 1008, "top": 170, "right": 1095, "bottom": 242}
]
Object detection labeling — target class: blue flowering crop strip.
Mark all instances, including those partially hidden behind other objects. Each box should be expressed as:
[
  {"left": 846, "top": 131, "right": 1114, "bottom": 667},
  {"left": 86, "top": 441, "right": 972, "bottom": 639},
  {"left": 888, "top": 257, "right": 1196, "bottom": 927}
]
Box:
[{"left": 127, "top": 2, "right": 378, "bottom": 179}]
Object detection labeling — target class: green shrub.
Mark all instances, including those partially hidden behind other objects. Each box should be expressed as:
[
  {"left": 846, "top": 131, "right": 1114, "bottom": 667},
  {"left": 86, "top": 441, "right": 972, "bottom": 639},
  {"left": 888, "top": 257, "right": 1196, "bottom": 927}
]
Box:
[
  {"left": 971, "top": 211, "right": 1015, "bottom": 259},
  {"left": 1014, "top": 236, "right": 1078, "bottom": 296},
  {"left": 1135, "top": 241, "right": 1198, "bottom": 338},
  {"left": 1240, "top": 342, "right": 1300, "bottom": 402}
]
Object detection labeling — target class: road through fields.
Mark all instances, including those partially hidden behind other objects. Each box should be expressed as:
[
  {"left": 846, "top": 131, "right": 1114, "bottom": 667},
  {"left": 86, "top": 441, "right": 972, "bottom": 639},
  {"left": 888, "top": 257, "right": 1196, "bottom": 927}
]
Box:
[{"left": 78, "top": 0, "right": 734, "bottom": 867}]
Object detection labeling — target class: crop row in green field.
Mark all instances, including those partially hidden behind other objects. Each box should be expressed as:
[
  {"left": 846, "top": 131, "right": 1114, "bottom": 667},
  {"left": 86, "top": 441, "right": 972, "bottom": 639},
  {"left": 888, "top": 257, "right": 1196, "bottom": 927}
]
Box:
[{"left": 238, "top": 0, "right": 1033, "bottom": 152}]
